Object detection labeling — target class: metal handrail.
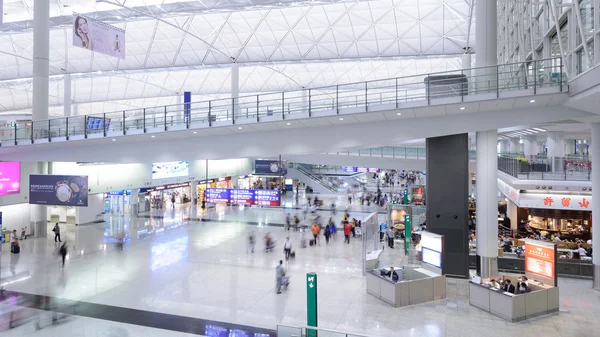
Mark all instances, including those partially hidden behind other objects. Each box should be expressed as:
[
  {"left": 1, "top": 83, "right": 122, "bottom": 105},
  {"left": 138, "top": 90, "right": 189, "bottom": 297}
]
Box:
[
  {"left": 0, "top": 58, "right": 565, "bottom": 146},
  {"left": 277, "top": 324, "right": 372, "bottom": 337}
]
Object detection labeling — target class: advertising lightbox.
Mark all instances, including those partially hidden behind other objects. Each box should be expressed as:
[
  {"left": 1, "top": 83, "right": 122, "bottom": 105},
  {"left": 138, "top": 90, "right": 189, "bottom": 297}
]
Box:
[
  {"left": 254, "top": 160, "right": 287, "bottom": 175},
  {"left": 29, "top": 175, "right": 88, "bottom": 206},
  {"left": 152, "top": 161, "right": 189, "bottom": 180},
  {"left": 524, "top": 239, "right": 557, "bottom": 286},
  {"left": 0, "top": 162, "right": 20, "bottom": 196}
]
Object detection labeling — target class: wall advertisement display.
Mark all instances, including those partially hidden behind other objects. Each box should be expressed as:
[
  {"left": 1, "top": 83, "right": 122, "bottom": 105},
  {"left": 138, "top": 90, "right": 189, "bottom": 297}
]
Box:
[
  {"left": 206, "top": 188, "right": 280, "bottom": 206},
  {"left": 73, "top": 13, "right": 125, "bottom": 59},
  {"left": 524, "top": 240, "right": 557, "bottom": 285},
  {"left": 254, "top": 160, "right": 287, "bottom": 175},
  {"left": 29, "top": 175, "right": 89, "bottom": 206},
  {"left": 342, "top": 166, "right": 380, "bottom": 173},
  {"left": 152, "top": 161, "right": 189, "bottom": 180},
  {"left": 0, "top": 161, "right": 20, "bottom": 196}
]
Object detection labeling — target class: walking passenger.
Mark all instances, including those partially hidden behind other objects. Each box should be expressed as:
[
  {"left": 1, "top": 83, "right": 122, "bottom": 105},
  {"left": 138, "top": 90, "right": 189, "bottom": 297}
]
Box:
[
  {"left": 52, "top": 223, "right": 62, "bottom": 243},
  {"left": 284, "top": 237, "right": 292, "bottom": 260},
  {"left": 276, "top": 260, "right": 285, "bottom": 294},
  {"left": 311, "top": 223, "right": 320, "bottom": 246},
  {"left": 343, "top": 222, "right": 351, "bottom": 244},
  {"left": 59, "top": 242, "right": 68, "bottom": 267},
  {"left": 324, "top": 224, "right": 331, "bottom": 244}
]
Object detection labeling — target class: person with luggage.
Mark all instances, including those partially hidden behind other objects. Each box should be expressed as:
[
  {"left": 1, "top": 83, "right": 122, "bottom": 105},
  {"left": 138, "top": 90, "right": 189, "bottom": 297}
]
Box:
[
  {"left": 52, "top": 223, "right": 62, "bottom": 242},
  {"left": 311, "top": 223, "right": 320, "bottom": 246},
  {"left": 59, "top": 242, "right": 68, "bottom": 267},
  {"left": 10, "top": 230, "right": 20, "bottom": 254},
  {"left": 343, "top": 222, "right": 352, "bottom": 244},
  {"left": 284, "top": 237, "right": 292, "bottom": 260},
  {"left": 324, "top": 224, "right": 332, "bottom": 244},
  {"left": 276, "top": 260, "right": 285, "bottom": 294}
]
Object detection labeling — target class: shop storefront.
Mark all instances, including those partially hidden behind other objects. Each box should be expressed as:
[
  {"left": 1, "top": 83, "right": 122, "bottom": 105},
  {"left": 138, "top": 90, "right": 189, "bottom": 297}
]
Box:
[
  {"left": 526, "top": 209, "right": 591, "bottom": 240},
  {"left": 197, "top": 177, "right": 232, "bottom": 202},
  {"left": 103, "top": 190, "right": 132, "bottom": 216},
  {"left": 152, "top": 183, "right": 192, "bottom": 209}
]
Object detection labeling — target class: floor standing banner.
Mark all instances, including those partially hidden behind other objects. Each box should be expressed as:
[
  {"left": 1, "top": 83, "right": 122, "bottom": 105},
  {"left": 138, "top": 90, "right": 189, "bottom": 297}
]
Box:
[{"left": 72, "top": 13, "right": 125, "bottom": 59}]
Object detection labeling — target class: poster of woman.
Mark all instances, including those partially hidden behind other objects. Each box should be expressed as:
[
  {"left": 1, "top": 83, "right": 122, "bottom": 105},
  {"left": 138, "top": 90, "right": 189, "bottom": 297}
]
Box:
[{"left": 72, "top": 14, "right": 126, "bottom": 59}]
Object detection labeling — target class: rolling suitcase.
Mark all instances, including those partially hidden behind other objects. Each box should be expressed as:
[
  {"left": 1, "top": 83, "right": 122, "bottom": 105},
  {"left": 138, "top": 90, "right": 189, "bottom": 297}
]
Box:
[{"left": 309, "top": 239, "right": 315, "bottom": 246}]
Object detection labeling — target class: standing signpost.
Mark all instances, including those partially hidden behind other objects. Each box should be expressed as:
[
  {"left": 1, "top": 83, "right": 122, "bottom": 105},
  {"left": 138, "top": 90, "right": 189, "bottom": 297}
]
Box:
[
  {"left": 306, "top": 273, "right": 318, "bottom": 337},
  {"left": 404, "top": 211, "right": 411, "bottom": 254}
]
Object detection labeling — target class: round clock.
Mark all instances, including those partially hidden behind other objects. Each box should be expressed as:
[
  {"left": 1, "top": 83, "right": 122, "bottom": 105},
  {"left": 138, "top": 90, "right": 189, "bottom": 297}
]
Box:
[{"left": 56, "top": 182, "right": 72, "bottom": 203}]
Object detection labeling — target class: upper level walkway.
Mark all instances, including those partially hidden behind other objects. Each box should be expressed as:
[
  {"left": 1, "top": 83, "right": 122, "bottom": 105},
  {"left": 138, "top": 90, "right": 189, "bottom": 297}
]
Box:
[{"left": 0, "top": 58, "right": 567, "bottom": 149}]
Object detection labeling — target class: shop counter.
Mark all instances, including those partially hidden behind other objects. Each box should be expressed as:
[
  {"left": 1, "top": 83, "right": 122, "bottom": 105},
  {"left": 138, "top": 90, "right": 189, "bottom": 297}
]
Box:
[
  {"left": 469, "top": 277, "right": 559, "bottom": 322},
  {"left": 366, "top": 266, "right": 446, "bottom": 307}
]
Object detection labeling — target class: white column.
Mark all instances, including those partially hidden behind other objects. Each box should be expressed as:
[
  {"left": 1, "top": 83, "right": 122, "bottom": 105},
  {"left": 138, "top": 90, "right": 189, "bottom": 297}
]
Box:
[
  {"left": 301, "top": 89, "right": 308, "bottom": 113},
  {"left": 231, "top": 63, "right": 240, "bottom": 116},
  {"left": 523, "top": 135, "right": 536, "bottom": 158},
  {"left": 509, "top": 138, "right": 520, "bottom": 154},
  {"left": 498, "top": 139, "right": 509, "bottom": 153},
  {"left": 565, "top": 139, "right": 575, "bottom": 155},
  {"left": 476, "top": 129, "right": 499, "bottom": 278},
  {"left": 462, "top": 53, "right": 472, "bottom": 92},
  {"left": 547, "top": 131, "right": 565, "bottom": 172},
  {"left": 506, "top": 200, "right": 518, "bottom": 232},
  {"left": 591, "top": 123, "right": 600, "bottom": 289},
  {"left": 33, "top": 0, "right": 50, "bottom": 136},
  {"left": 475, "top": 0, "right": 497, "bottom": 92},
  {"left": 31, "top": 162, "right": 49, "bottom": 237},
  {"left": 63, "top": 73, "right": 71, "bottom": 117}
]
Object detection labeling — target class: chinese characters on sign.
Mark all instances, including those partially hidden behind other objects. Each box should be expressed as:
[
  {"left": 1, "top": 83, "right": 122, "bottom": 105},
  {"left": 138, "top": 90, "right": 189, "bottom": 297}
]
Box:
[
  {"left": 206, "top": 188, "right": 280, "bottom": 206},
  {"left": 543, "top": 197, "right": 553, "bottom": 206},
  {"left": 524, "top": 241, "right": 557, "bottom": 286},
  {"left": 579, "top": 198, "right": 590, "bottom": 208},
  {"left": 561, "top": 197, "right": 571, "bottom": 207}
]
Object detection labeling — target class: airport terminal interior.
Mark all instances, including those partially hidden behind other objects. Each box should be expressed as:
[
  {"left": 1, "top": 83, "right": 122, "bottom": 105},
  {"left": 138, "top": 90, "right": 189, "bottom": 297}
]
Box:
[{"left": 3, "top": 0, "right": 600, "bottom": 337}]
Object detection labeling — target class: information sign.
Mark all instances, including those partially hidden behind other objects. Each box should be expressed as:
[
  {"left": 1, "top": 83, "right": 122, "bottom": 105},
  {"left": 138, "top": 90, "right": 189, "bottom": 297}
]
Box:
[
  {"left": 306, "top": 273, "right": 318, "bottom": 337},
  {"left": 524, "top": 239, "right": 557, "bottom": 286},
  {"left": 206, "top": 188, "right": 280, "bottom": 206}
]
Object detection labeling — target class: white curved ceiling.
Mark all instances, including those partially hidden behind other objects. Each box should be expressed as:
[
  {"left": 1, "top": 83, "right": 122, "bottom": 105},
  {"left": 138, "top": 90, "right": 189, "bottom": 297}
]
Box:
[{"left": 0, "top": 0, "right": 474, "bottom": 116}]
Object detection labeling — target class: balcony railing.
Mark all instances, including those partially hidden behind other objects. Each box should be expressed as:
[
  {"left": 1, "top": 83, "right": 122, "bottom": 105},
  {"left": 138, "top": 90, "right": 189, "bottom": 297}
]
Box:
[
  {"left": 0, "top": 58, "right": 565, "bottom": 146},
  {"left": 498, "top": 155, "right": 591, "bottom": 181}
]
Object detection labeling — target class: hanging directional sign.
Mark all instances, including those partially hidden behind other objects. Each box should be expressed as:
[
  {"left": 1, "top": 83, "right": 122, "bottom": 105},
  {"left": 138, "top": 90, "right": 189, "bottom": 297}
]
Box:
[{"left": 306, "top": 273, "right": 318, "bottom": 337}]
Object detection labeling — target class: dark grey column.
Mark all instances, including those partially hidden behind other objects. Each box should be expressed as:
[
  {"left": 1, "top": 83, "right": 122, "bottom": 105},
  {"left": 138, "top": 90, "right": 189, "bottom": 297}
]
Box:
[{"left": 426, "top": 134, "right": 469, "bottom": 278}]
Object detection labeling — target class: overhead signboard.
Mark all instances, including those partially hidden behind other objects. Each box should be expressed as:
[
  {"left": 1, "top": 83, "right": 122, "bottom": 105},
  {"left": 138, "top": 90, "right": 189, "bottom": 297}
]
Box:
[
  {"left": 29, "top": 175, "right": 88, "bottom": 206},
  {"left": 342, "top": 166, "right": 380, "bottom": 173},
  {"left": 206, "top": 188, "right": 280, "bottom": 206},
  {"left": 254, "top": 160, "right": 287, "bottom": 175},
  {"left": 524, "top": 239, "right": 557, "bottom": 286},
  {"left": 0, "top": 161, "right": 20, "bottom": 196},
  {"left": 72, "top": 13, "right": 125, "bottom": 59}
]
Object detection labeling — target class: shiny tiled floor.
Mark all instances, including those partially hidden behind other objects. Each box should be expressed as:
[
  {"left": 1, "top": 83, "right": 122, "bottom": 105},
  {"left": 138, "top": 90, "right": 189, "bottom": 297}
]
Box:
[{"left": 1, "top": 204, "right": 600, "bottom": 337}]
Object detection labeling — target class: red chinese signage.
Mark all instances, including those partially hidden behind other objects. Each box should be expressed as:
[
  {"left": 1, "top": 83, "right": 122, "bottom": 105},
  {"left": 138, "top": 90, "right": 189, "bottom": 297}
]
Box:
[{"left": 525, "top": 242, "right": 555, "bottom": 282}]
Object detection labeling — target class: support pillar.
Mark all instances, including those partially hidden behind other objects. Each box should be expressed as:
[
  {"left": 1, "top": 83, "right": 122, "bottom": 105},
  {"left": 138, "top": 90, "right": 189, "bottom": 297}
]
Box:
[
  {"left": 31, "top": 162, "right": 49, "bottom": 238},
  {"left": 475, "top": 0, "right": 497, "bottom": 92},
  {"left": 426, "top": 134, "right": 469, "bottom": 278},
  {"left": 33, "top": 0, "right": 50, "bottom": 138},
  {"left": 498, "top": 139, "right": 509, "bottom": 153},
  {"left": 231, "top": 63, "right": 239, "bottom": 116},
  {"left": 592, "top": 123, "right": 600, "bottom": 290},
  {"left": 523, "top": 135, "right": 537, "bottom": 159},
  {"left": 506, "top": 200, "right": 518, "bottom": 232},
  {"left": 64, "top": 73, "right": 71, "bottom": 117},
  {"left": 509, "top": 138, "right": 520, "bottom": 154},
  {"left": 547, "top": 131, "right": 565, "bottom": 172},
  {"left": 476, "top": 129, "right": 499, "bottom": 278},
  {"left": 462, "top": 53, "right": 472, "bottom": 92}
]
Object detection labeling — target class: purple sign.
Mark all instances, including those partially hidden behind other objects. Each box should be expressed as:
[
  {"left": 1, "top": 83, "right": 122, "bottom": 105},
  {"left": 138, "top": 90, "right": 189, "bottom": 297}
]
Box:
[
  {"left": 0, "top": 162, "right": 20, "bottom": 196},
  {"left": 29, "top": 175, "right": 88, "bottom": 206},
  {"left": 206, "top": 188, "right": 280, "bottom": 206}
]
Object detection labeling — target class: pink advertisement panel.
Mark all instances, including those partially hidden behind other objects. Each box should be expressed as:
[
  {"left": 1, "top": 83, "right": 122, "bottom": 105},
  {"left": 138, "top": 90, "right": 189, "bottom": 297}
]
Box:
[{"left": 0, "top": 162, "right": 20, "bottom": 196}]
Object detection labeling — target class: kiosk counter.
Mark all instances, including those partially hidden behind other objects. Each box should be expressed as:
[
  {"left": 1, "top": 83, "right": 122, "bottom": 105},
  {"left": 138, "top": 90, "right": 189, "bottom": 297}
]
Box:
[
  {"left": 367, "top": 266, "right": 446, "bottom": 307},
  {"left": 469, "top": 277, "right": 559, "bottom": 322},
  {"left": 469, "top": 239, "right": 559, "bottom": 322}
]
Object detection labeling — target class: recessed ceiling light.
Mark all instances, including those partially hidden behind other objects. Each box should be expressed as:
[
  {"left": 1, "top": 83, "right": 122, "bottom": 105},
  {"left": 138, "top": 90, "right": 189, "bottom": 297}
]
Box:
[
  {"left": 193, "top": 131, "right": 197, "bottom": 134},
  {"left": 151, "top": 135, "right": 155, "bottom": 138},
  {"left": 238, "top": 126, "right": 243, "bottom": 130},
  {"left": 286, "top": 122, "right": 291, "bottom": 125},
  {"left": 339, "top": 118, "right": 344, "bottom": 121},
  {"left": 396, "top": 112, "right": 402, "bottom": 116},
  {"left": 111, "top": 139, "right": 116, "bottom": 141},
  {"left": 529, "top": 99, "right": 535, "bottom": 103},
  {"left": 460, "top": 107, "right": 465, "bottom": 110}
]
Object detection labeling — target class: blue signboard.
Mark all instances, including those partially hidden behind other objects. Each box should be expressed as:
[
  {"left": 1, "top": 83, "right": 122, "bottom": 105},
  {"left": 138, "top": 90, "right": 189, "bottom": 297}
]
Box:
[
  {"left": 206, "top": 188, "right": 280, "bottom": 206},
  {"left": 183, "top": 91, "right": 191, "bottom": 122},
  {"left": 29, "top": 175, "right": 88, "bottom": 206},
  {"left": 342, "top": 166, "right": 380, "bottom": 173},
  {"left": 0, "top": 212, "right": 2, "bottom": 225}
]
